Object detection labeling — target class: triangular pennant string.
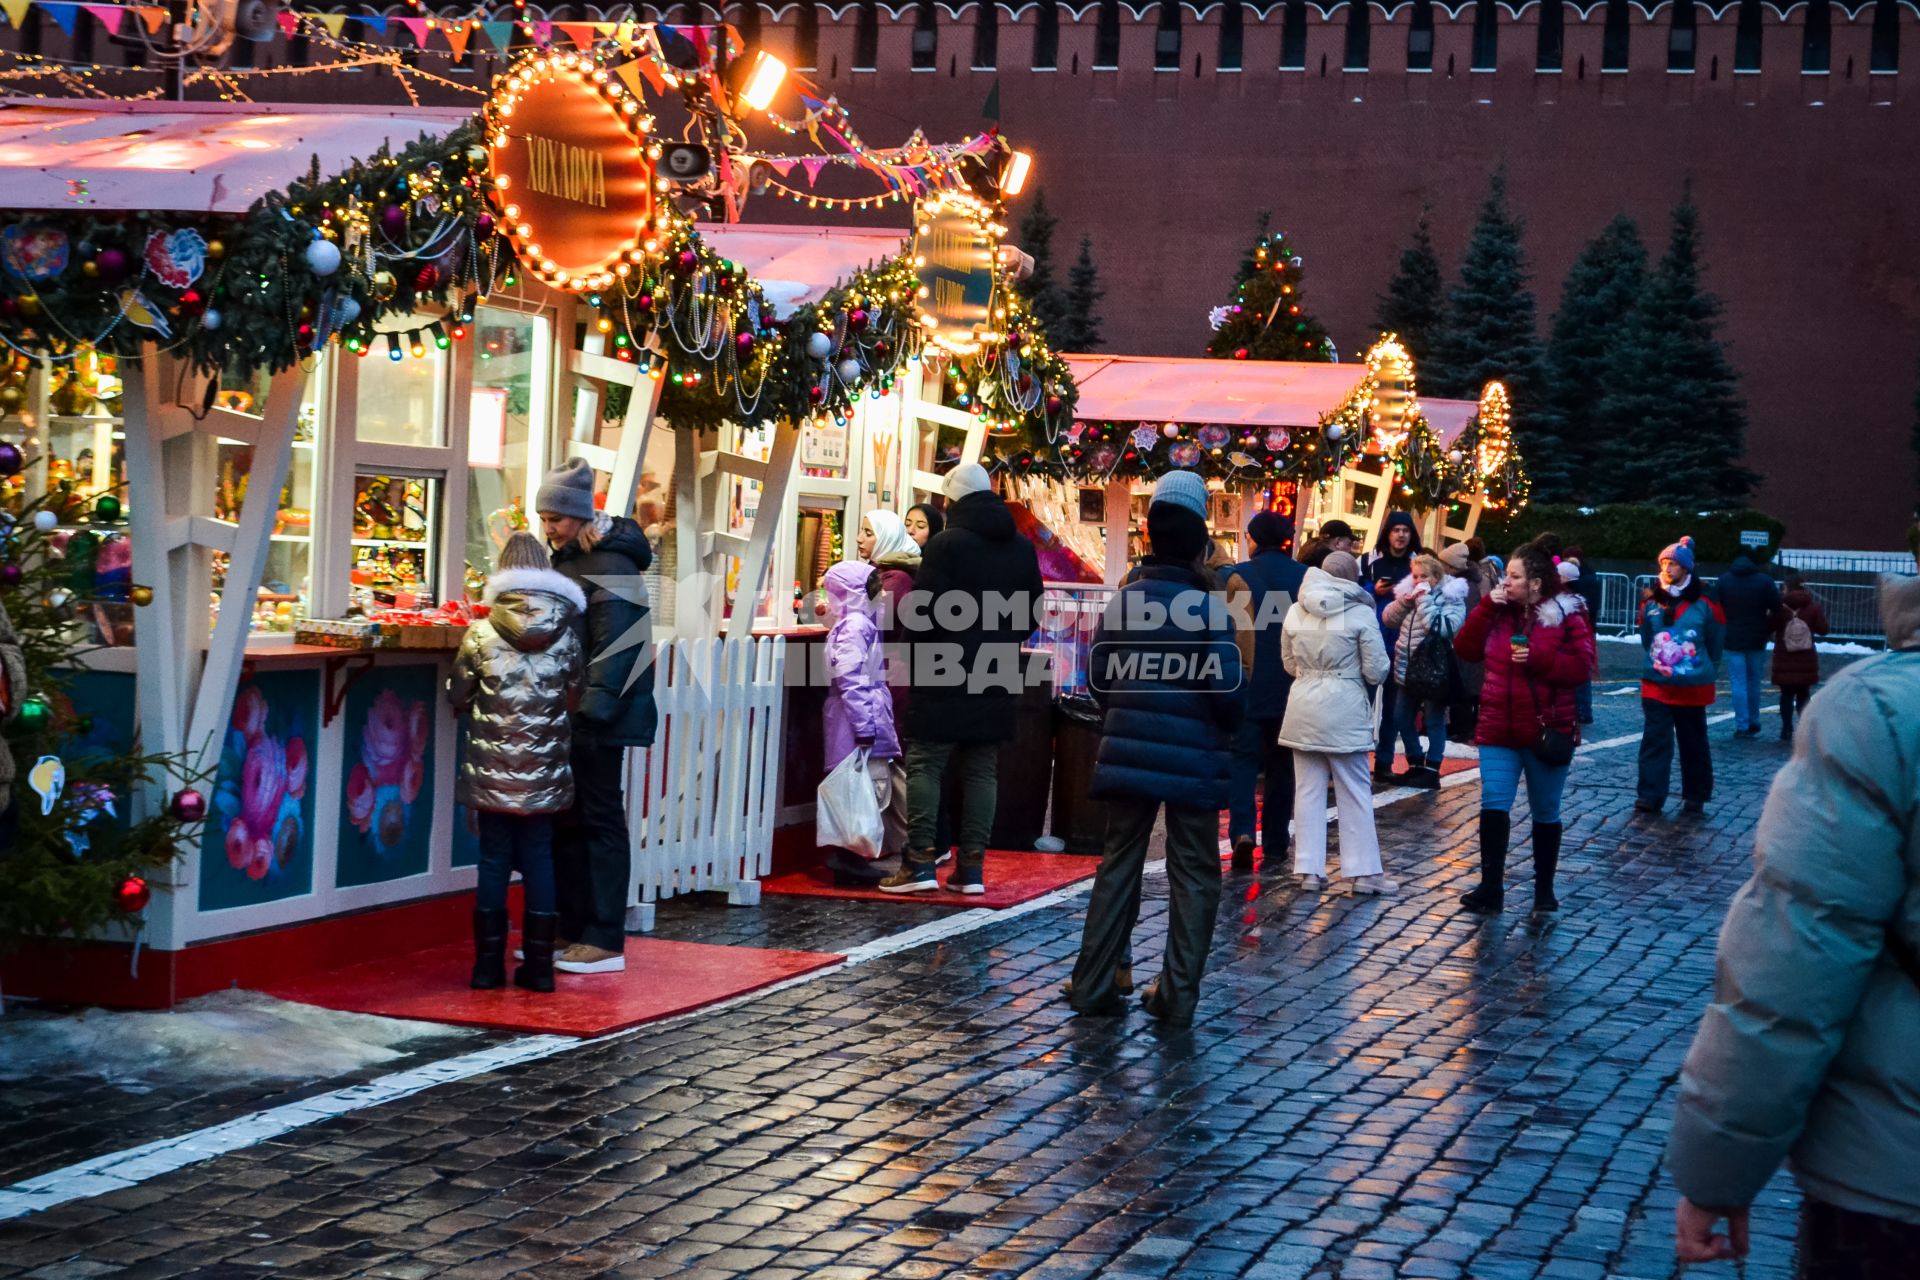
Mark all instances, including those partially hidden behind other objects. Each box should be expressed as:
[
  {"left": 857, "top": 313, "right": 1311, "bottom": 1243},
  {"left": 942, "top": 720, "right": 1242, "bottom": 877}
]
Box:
[
  {"left": 39, "top": 2, "right": 77, "bottom": 35},
  {"left": 480, "top": 19, "right": 513, "bottom": 49},
  {"left": 135, "top": 6, "right": 165, "bottom": 32},
  {"left": 443, "top": 20, "right": 471, "bottom": 59},
  {"left": 359, "top": 13, "right": 386, "bottom": 33},
  {"left": 1, "top": 0, "right": 34, "bottom": 27},
  {"left": 396, "top": 16, "right": 428, "bottom": 44},
  {"left": 83, "top": 4, "right": 121, "bottom": 35},
  {"left": 558, "top": 21, "right": 596, "bottom": 49}
]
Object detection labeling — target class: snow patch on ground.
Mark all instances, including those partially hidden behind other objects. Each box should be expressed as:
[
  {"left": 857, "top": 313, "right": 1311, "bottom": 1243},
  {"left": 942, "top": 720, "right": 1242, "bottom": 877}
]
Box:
[
  {"left": 1595, "top": 633, "right": 1876, "bottom": 655},
  {"left": 0, "top": 990, "right": 474, "bottom": 1086}
]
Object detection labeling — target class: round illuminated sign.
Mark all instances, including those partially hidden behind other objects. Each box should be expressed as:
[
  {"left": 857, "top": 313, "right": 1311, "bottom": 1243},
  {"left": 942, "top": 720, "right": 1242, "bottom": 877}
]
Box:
[{"left": 486, "top": 52, "right": 658, "bottom": 291}]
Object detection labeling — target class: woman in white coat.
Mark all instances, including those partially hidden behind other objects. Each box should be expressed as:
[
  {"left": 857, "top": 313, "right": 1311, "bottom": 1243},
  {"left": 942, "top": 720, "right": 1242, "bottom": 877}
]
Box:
[{"left": 1279, "top": 552, "right": 1396, "bottom": 894}]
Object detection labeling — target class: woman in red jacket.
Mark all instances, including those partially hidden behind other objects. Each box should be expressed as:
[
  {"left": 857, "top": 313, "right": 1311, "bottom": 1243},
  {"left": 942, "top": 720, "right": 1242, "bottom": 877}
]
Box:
[{"left": 1452, "top": 541, "right": 1597, "bottom": 914}]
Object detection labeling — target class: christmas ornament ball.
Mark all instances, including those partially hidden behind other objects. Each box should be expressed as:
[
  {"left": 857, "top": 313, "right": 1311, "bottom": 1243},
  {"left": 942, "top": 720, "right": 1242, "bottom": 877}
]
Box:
[
  {"left": 1233, "top": 348, "right": 1249, "bottom": 360},
  {"left": 0, "top": 439, "right": 23, "bottom": 473},
  {"left": 1161, "top": 423, "right": 1181, "bottom": 440},
  {"left": 1325, "top": 424, "right": 1346, "bottom": 442},
  {"left": 130, "top": 584, "right": 154, "bottom": 607},
  {"left": 94, "top": 494, "right": 122, "bottom": 522},
  {"left": 200, "top": 308, "right": 223, "bottom": 332},
  {"left": 45, "top": 587, "right": 76, "bottom": 620},
  {"left": 95, "top": 247, "right": 130, "bottom": 284},
  {"left": 371, "top": 270, "right": 398, "bottom": 301},
  {"left": 805, "top": 332, "right": 833, "bottom": 361},
  {"left": 305, "top": 238, "right": 343, "bottom": 277},
  {"left": 17, "top": 295, "right": 40, "bottom": 317},
  {"left": 413, "top": 264, "right": 440, "bottom": 293},
  {"left": 380, "top": 204, "right": 408, "bottom": 238},
  {"left": 171, "top": 788, "right": 209, "bottom": 823},
  {"left": 735, "top": 331, "right": 755, "bottom": 356},
  {"left": 1447, "top": 449, "right": 1465, "bottom": 465},
  {"left": 847, "top": 308, "right": 869, "bottom": 332},
  {"left": 475, "top": 211, "right": 494, "bottom": 237},
  {"left": 115, "top": 877, "right": 152, "bottom": 914},
  {"left": 205, "top": 238, "right": 225, "bottom": 260},
  {"left": 836, "top": 358, "right": 862, "bottom": 385},
  {"left": 81, "top": 260, "right": 100, "bottom": 279},
  {"left": 16, "top": 692, "right": 49, "bottom": 732},
  {"left": 32, "top": 509, "right": 58, "bottom": 533}
]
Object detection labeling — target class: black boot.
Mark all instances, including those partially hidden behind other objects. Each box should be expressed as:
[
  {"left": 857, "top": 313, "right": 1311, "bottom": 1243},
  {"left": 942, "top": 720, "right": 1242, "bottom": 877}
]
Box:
[
  {"left": 513, "top": 911, "right": 559, "bottom": 993},
  {"left": 470, "top": 908, "right": 508, "bottom": 989},
  {"left": 1459, "top": 810, "right": 1509, "bottom": 913},
  {"left": 826, "top": 848, "right": 886, "bottom": 887},
  {"left": 1531, "top": 822, "right": 1562, "bottom": 914},
  {"left": 1230, "top": 837, "right": 1255, "bottom": 874}
]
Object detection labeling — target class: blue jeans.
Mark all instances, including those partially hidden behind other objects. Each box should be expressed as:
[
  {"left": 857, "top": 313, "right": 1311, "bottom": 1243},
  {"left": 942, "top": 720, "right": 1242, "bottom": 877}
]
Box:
[
  {"left": 476, "top": 811, "right": 556, "bottom": 915},
  {"left": 1727, "top": 649, "right": 1768, "bottom": 730},
  {"left": 1478, "top": 745, "right": 1569, "bottom": 824},
  {"left": 1395, "top": 691, "right": 1446, "bottom": 767},
  {"left": 1229, "top": 716, "right": 1294, "bottom": 852}
]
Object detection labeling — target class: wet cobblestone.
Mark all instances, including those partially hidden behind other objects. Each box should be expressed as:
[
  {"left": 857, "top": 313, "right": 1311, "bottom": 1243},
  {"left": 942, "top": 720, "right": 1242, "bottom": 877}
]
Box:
[{"left": 0, "top": 689, "right": 1818, "bottom": 1277}]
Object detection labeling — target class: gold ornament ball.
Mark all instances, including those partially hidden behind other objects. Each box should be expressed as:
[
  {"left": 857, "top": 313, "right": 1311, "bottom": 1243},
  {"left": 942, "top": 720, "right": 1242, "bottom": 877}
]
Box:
[
  {"left": 371, "top": 270, "right": 398, "bottom": 301},
  {"left": 0, "top": 384, "right": 25, "bottom": 412},
  {"left": 130, "top": 584, "right": 154, "bottom": 607},
  {"left": 206, "top": 239, "right": 225, "bottom": 260},
  {"left": 81, "top": 260, "right": 100, "bottom": 279},
  {"left": 17, "top": 296, "right": 41, "bottom": 316}
]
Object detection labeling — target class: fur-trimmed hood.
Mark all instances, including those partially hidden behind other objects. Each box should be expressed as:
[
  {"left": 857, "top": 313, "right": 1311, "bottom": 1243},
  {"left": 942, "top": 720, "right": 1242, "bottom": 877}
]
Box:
[
  {"left": 1883, "top": 572, "right": 1920, "bottom": 652},
  {"left": 483, "top": 567, "right": 586, "bottom": 655}
]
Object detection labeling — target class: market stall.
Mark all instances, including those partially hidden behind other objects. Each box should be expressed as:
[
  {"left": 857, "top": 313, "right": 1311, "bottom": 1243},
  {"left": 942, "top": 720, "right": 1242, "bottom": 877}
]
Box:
[{"left": 0, "top": 36, "right": 1078, "bottom": 997}]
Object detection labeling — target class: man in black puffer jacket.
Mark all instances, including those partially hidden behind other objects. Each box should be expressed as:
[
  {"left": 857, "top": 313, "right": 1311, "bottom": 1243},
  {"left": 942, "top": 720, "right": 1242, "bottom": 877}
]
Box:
[
  {"left": 882, "top": 463, "right": 1045, "bottom": 896},
  {"left": 536, "top": 457, "right": 658, "bottom": 976},
  {"left": 1069, "top": 471, "right": 1245, "bottom": 1028},
  {"left": 1711, "top": 553, "right": 1781, "bottom": 737}
]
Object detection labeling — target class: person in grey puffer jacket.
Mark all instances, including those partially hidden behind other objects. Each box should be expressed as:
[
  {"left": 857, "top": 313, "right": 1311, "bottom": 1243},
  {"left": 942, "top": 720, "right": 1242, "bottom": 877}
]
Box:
[
  {"left": 1667, "top": 568, "right": 1920, "bottom": 1274},
  {"left": 448, "top": 533, "right": 586, "bottom": 994}
]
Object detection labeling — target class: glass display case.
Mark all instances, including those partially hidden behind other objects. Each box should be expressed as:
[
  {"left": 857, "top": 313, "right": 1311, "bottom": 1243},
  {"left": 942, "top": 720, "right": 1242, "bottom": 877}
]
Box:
[
  {"left": 350, "top": 473, "right": 440, "bottom": 612},
  {"left": 463, "top": 306, "right": 548, "bottom": 601},
  {"left": 213, "top": 365, "right": 324, "bottom": 633}
]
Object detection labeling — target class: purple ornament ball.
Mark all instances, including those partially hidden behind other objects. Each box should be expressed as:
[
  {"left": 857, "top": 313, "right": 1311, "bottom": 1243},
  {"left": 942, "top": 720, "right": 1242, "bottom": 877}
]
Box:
[
  {"left": 0, "top": 441, "right": 23, "bottom": 477},
  {"left": 94, "top": 248, "right": 130, "bottom": 285},
  {"left": 0, "top": 562, "right": 21, "bottom": 588},
  {"left": 380, "top": 204, "right": 408, "bottom": 238}
]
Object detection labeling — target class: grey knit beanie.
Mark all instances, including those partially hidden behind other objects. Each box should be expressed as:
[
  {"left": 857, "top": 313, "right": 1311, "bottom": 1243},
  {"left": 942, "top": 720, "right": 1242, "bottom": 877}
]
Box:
[
  {"left": 535, "top": 456, "right": 597, "bottom": 520},
  {"left": 1150, "top": 470, "right": 1209, "bottom": 522}
]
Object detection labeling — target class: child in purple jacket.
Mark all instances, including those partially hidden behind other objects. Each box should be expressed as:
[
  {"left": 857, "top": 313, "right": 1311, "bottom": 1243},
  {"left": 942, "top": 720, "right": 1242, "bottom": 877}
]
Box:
[{"left": 820, "top": 561, "right": 902, "bottom": 885}]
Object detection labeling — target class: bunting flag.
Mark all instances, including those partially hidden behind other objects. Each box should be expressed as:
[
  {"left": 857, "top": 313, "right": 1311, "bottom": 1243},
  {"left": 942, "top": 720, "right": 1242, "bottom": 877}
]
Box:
[
  {"left": 136, "top": 5, "right": 164, "bottom": 32},
  {"left": 557, "top": 21, "right": 595, "bottom": 49},
  {"left": 443, "top": 20, "right": 471, "bottom": 61},
  {"left": 38, "top": 1, "right": 76, "bottom": 35},
  {"left": 395, "top": 15, "right": 427, "bottom": 45},
  {"left": 480, "top": 19, "right": 513, "bottom": 50},
  {"left": 317, "top": 12, "right": 346, "bottom": 36},
  {"left": 800, "top": 156, "right": 829, "bottom": 186},
  {"left": 2, "top": 0, "right": 33, "bottom": 26},
  {"left": 767, "top": 160, "right": 795, "bottom": 177},
  {"left": 613, "top": 55, "right": 664, "bottom": 96},
  {"left": 274, "top": 9, "right": 297, "bottom": 38},
  {"left": 359, "top": 13, "right": 385, "bottom": 33},
  {"left": 532, "top": 21, "right": 551, "bottom": 45},
  {"left": 82, "top": 3, "right": 120, "bottom": 35}
]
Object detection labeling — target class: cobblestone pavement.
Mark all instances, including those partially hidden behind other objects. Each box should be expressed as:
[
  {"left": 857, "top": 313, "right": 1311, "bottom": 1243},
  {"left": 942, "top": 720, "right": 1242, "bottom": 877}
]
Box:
[{"left": 0, "top": 685, "right": 1816, "bottom": 1279}]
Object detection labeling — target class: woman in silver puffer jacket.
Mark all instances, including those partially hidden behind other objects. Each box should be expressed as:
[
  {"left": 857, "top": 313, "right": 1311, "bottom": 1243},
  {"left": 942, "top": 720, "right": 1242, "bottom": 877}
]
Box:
[{"left": 448, "top": 533, "right": 586, "bottom": 993}]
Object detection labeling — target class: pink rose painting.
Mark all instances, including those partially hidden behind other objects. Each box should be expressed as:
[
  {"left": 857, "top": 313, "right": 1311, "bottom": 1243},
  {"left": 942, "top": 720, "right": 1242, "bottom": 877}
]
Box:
[
  {"left": 346, "top": 687, "right": 430, "bottom": 859},
  {"left": 214, "top": 684, "right": 309, "bottom": 882}
]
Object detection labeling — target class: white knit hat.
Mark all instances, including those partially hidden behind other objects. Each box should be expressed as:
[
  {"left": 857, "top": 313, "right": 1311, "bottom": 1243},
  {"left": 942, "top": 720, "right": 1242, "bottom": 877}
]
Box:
[{"left": 943, "top": 462, "right": 992, "bottom": 501}]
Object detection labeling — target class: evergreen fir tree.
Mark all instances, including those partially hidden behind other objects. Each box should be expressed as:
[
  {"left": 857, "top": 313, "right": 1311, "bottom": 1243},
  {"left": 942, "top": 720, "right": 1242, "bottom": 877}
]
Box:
[
  {"left": 1205, "top": 214, "right": 1335, "bottom": 362},
  {"left": 1057, "top": 236, "right": 1105, "bottom": 353},
  {"left": 1600, "top": 192, "right": 1753, "bottom": 506},
  {"left": 1425, "top": 170, "right": 1555, "bottom": 474},
  {"left": 1014, "top": 188, "right": 1072, "bottom": 352},
  {"left": 1542, "top": 215, "right": 1648, "bottom": 503},
  {"left": 1374, "top": 209, "right": 1445, "bottom": 367}
]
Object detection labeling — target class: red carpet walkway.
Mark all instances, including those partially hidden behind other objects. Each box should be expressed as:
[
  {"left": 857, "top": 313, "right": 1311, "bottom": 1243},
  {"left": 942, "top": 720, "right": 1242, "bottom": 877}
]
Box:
[
  {"left": 762, "top": 850, "right": 1099, "bottom": 909},
  {"left": 260, "top": 937, "right": 843, "bottom": 1037}
]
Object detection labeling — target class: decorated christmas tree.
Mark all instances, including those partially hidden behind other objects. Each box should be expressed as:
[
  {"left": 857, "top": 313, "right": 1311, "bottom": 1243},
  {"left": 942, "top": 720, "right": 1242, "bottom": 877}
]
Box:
[
  {"left": 1205, "top": 216, "right": 1335, "bottom": 362},
  {"left": 0, "top": 473, "right": 203, "bottom": 955}
]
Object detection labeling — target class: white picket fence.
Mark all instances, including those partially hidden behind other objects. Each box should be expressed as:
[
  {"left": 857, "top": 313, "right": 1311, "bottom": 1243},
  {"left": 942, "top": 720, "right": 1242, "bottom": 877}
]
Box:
[{"left": 622, "top": 635, "right": 788, "bottom": 931}]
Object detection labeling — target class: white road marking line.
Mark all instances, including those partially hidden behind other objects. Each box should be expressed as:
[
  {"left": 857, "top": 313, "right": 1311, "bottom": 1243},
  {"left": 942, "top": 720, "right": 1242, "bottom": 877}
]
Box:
[{"left": 0, "top": 704, "right": 1774, "bottom": 1221}]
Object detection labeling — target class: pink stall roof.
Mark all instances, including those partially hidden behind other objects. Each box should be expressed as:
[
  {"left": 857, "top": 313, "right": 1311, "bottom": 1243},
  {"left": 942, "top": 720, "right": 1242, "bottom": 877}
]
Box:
[
  {"left": 701, "top": 223, "right": 909, "bottom": 314},
  {"left": 1062, "top": 354, "right": 1369, "bottom": 428},
  {"left": 0, "top": 99, "right": 473, "bottom": 213},
  {"left": 1063, "top": 353, "right": 1484, "bottom": 441}
]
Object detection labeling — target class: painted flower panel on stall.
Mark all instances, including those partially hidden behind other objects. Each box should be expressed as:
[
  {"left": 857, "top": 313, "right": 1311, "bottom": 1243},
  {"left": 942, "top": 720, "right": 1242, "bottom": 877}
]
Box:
[
  {"left": 198, "top": 672, "right": 317, "bottom": 912},
  {"left": 336, "top": 670, "right": 436, "bottom": 887}
]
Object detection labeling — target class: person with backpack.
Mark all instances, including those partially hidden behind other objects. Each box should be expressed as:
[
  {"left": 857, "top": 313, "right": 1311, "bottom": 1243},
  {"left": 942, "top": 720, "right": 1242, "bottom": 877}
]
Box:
[
  {"left": 447, "top": 533, "right": 586, "bottom": 992},
  {"left": 1381, "top": 552, "right": 1469, "bottom": 789},
  {"left": 1453, "top": 540, "right": 1596, "bottom": 915},
  {"left": 1770, "top": 574, "right": 1831, "bottom": 742},
  {"left": 1363, "top": 512, "right": 1424, "bottom": 785},
  {"left": 1636, "top": 536, "right": 1726, "bottom": 818},
  {"left": 1712, "top": 552, "right": 1783, "bottom": 738},
  {"left": 1667, "top": 570, "right": 1920, "bottom": 1277}
]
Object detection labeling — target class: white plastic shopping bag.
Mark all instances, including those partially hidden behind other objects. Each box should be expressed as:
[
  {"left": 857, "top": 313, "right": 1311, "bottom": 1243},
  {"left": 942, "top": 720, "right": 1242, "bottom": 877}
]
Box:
[{"left": 816, "top": 748, "right": 884, "bottom": 860}]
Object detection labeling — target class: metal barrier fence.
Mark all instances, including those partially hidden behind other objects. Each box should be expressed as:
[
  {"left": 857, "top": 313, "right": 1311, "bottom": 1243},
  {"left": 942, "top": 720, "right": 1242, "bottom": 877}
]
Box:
[{"left": 1612, "top": 574, "right": 1887, "bottom": 646}]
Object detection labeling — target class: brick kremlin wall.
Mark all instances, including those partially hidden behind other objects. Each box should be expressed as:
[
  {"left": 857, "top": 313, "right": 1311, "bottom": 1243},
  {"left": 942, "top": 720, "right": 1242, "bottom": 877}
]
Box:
[{"left": 6, "top": 1, "right": 1918, "bottom": 545}]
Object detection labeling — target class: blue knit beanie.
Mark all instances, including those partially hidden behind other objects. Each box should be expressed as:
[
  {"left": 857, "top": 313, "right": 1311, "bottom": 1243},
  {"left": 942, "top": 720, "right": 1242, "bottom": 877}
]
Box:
[
  {"left": 1150, "top": 470, "right": 1209, "bottom": 522},
  {"left": 1659, "top": 535, "right": 1696, "bottom": 573}
]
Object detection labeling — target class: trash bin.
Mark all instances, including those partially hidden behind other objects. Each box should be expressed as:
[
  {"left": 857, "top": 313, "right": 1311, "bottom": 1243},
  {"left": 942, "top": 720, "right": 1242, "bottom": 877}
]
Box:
[{"left": 1049, "top": 694, "right": 1108, "bottom": 855}]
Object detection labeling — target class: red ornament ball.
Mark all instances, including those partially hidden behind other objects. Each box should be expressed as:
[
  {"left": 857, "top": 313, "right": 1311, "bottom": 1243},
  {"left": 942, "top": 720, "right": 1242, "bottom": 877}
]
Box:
[
  {"left": 413, "top": 264, "right": 440, "bottom": 293},
  {"left": 115, "top": 876, "right": 151, "bottom": 914},
  {"left": 177, "top": 288, "right": 205, "bottom": 317},
  {"left": 1233, "top": 348, "right": 1250, "bottom": 360},
  {"left": 847, "top": 308, "right": 869, "bottom": 332},
  {"left": 735, "top": 332, "right": 755, "bottom": 356},
  {"left": 808, "top": 386, "right": 825, "bottom": 405},
  {"left": 675, "top": 249, "right": 698, "bottom": 275},
  {"left": 636, "top": 294, "right": 654, "bottom": 311}
]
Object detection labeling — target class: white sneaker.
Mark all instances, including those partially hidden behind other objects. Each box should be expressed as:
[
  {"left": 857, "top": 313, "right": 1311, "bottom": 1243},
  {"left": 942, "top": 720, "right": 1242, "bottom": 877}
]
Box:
[
  {"left": 1346, "top": 875, "right": 1400, "bottom": 895},
  {"left": 1293, "top": 873, "right": 1326, "bottom": 891},
  {"left": 554, "top": 944, "right": 626, "bottom": 974}
]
